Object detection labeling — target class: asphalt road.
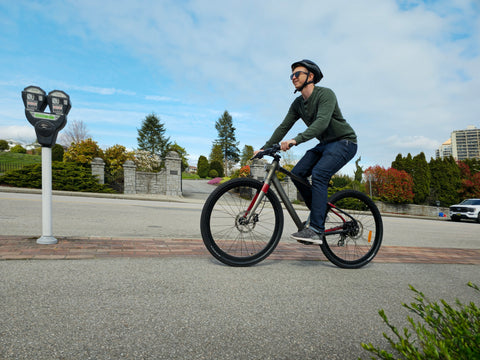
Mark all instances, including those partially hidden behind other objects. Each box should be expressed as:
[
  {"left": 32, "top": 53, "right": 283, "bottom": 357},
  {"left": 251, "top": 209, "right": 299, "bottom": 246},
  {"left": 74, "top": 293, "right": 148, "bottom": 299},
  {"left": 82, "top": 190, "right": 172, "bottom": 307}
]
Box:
[{"left": 1, "top": 184, "right": 479, "bottom": 359}]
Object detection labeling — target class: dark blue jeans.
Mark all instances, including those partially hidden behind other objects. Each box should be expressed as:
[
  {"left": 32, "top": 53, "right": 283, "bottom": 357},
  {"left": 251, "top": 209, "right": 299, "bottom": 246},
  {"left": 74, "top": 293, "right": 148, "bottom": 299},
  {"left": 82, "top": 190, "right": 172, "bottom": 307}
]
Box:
[{"left": 291, "top": 140, "right": 357, "bottom": 232}]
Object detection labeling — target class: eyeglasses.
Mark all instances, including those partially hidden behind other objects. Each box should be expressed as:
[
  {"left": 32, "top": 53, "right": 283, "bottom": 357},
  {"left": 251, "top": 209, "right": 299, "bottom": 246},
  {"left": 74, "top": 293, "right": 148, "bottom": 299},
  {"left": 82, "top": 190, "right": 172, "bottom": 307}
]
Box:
[{"left": 290, "top": 71, "right": 308, "bottom": 80}]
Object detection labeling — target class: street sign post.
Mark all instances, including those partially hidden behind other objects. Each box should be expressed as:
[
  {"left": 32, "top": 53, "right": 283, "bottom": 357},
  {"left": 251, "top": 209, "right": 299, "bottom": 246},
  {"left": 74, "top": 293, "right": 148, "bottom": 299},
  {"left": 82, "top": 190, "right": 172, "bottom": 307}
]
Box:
[{"left": 22, "top": 86, "right": 71, "bottom": 244}]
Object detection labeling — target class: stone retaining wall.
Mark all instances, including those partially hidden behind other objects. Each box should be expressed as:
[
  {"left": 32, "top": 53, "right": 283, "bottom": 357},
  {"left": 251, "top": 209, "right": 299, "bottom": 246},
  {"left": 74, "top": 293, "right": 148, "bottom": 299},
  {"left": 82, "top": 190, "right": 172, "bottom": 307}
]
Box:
[{"left": 91, "top": 151, "right": 182, "bottom": 196}]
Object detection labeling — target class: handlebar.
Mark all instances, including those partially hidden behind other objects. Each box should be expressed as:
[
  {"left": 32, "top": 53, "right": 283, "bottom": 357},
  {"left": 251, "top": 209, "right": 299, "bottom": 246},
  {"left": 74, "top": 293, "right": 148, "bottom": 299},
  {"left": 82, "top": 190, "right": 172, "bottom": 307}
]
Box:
[{"left": 251, "top": 144, "right": 281, "bottom": 160}]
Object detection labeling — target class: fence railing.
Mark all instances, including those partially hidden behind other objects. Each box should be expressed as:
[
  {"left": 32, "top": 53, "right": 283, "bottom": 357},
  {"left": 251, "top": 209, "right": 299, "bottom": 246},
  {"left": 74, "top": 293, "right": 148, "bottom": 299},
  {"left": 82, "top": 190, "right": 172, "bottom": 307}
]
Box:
[{"left": 0, "top": 162, "right": 31, "bottom": 173}]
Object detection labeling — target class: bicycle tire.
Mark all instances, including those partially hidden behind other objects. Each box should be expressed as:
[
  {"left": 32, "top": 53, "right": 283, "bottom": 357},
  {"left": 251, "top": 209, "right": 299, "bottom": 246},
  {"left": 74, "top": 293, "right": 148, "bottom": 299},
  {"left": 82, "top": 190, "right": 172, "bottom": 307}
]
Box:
[
  {"left": 321, "top": 189, "right": 383, "bottom": 269},
  {"left": 200, "top": 178, "right": 284, "bottom": 267}
]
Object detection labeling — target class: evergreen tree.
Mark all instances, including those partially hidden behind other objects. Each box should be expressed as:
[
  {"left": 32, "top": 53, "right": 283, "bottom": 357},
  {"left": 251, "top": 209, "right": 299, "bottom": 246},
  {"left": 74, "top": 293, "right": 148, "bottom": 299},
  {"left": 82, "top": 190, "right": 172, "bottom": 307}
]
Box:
[
  {"left": 209, "top": 143, "right": 223, "bottom": 164},
  {"left": 137, "top": 113, "right": 170, "bottom": 158},
  {"left": 240, "top": 145, "right": 254, "bottom": 167},
  {"left": 209, "top": 160, "right": 224, "bottom": 177},
  {"left": 412, "top": 152, "right": 431, "bottom": 204},
  {"left": 197, "top": 155, "right": 209, "bottom": 178},
  {"left": 354, "top": 156, "right": 363, "bottom": 183},
  {"left": 214, "top": 110, "right": 240, "bottom": 175},
  {"left": 429, "top": 156, "right": 461, "bottom": 206},
  {"left": 391, "top": 154, "right": 404, "bottom": 170}
]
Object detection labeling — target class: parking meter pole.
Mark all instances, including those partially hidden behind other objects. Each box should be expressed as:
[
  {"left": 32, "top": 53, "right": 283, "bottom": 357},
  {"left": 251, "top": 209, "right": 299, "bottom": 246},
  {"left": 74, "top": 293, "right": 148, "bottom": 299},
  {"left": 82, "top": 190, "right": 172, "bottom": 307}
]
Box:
[{"left": 36, "top": 147, "right": 57, "bottom": 245}]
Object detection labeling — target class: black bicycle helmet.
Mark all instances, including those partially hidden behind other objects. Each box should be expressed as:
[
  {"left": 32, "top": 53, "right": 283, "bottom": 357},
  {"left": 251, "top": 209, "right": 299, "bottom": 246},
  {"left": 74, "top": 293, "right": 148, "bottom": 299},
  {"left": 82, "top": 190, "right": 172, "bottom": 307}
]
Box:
[{"left": 291, "top": 59, "right": 323, "bottom": 93}]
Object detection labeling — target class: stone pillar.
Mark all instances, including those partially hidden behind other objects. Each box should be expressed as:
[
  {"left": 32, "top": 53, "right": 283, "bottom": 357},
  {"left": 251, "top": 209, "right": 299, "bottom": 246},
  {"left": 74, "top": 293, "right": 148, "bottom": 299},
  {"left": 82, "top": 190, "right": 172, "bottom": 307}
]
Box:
[
  {"left": 91, "top": 157, "right": 105, "bottom": 184},
  {"left": 281, "top": 176, "right": 298, "bottom": 202},
  {"left": 123, "top": 160, "right": 136, "bottom": 194},
  {"left": 250, "top": 159, "right": 266, "bottom": 181},
  {"left": 164, "top": 151, "right": 182, "bottom": 196}
]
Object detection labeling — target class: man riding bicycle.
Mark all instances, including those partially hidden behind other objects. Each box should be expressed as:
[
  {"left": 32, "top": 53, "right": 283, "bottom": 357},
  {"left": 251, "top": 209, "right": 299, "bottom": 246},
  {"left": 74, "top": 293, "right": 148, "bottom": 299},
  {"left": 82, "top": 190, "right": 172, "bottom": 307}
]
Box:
[{"left": 256, "top": 59, "right": 357, "bottom": 245}]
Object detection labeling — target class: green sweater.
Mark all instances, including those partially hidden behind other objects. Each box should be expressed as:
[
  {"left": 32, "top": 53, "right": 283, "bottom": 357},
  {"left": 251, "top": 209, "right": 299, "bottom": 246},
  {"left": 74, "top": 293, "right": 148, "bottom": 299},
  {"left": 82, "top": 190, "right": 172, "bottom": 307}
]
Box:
[{"left": 262, "top": 86, "right": 357, "bottom": 149}]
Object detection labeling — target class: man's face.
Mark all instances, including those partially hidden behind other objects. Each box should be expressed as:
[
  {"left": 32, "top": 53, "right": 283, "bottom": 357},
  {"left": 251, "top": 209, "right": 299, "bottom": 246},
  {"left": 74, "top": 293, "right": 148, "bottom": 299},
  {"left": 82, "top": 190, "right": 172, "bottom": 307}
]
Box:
[{"left": 291, "top": 66, "right": 310, "bottom": 90}]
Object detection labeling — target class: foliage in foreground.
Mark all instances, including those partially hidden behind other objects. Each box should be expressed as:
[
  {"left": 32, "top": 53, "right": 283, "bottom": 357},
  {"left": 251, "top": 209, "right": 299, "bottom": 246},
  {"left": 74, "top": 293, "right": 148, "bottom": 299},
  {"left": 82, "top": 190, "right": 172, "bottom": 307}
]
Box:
[
  {"left": 0, "top": 162, "right": 114, "bottom": 193},
  {"left": 360, "top": 282, "right": 480, "bottom": 360}
]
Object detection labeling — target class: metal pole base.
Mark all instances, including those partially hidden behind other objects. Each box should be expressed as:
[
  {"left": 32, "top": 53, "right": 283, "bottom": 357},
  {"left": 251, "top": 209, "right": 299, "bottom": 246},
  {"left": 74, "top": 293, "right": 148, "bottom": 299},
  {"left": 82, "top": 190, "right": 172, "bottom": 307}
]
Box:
[{"left": 37, "top": 236, "right": 58, "bottom": 245}]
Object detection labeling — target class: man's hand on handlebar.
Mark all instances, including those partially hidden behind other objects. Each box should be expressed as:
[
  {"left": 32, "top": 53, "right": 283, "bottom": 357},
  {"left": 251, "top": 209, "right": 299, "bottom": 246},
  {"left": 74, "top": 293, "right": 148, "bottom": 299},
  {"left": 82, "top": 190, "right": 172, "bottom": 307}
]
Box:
[
  {"left": 280, "top": 139, "right": 296, "bottom": 151},
  {"left": 252, "top": 141, "right": 296, "bottom": 160}
]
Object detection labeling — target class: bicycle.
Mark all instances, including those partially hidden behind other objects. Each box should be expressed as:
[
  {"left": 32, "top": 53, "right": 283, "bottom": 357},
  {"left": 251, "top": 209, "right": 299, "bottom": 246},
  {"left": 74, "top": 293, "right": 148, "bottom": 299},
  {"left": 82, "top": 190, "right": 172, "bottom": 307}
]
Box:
[{"left": 200, "top": 144, "right": 383, "bottom": 268}]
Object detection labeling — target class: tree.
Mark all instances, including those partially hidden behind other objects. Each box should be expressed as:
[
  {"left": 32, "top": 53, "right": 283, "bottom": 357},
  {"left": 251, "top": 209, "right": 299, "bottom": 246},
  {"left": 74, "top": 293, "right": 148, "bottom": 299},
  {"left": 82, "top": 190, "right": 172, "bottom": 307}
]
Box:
[
  {"left": 104, "top": 145, "right": 135, "bottom": 176},
  {"left": 393, "top": 153, "right": 431, "bottom": 205},
  {"left": 51, "top": 144, "right": 64, "bottom": 162},
  {"left": 392, "top": 153, "right": 414, "bottom": 174},
  {"left": 168, "top": 142, "right": 189, "bottom": 172},
  {"left": 240, "top": 145, "right": 254, "bottom": 167},
  {"left": 10, "top": 144, "right": 26, "bottom": 154},
  {"left": 134, "top": 150, "right": 162, "bottom": 172},
  {"left": 197, "top": 156, "right": 209, "bottom": 178},
  {"left": 209, "top": 160, "right": 224, "bottom": 177},
  {"left": 209, "top": 143, "right": 223, "bottom": 164},
  {"left": 137, "top": 113, "right": 170, "bottom": 158},
  {"left": 0, "top": 140, "right": 8, "bottom": 151},
  {"left": 364, "top": 165, "right": 414, "bottom": 204},
  {"left": 354, "top": 156, "right": 363, "bottom": 183},
  {"left": 412, "top": 152, "right": 431, "bottom": 204},
  {"left": 60, "top": 119, "right": 90, "bottom": 145},
  {"left": 429, "top": 156, "right": 461, "bottom": 206},
  {"left": 458, "top": 161, "right": 480, "bottom": 199},
  {"left": 63, "top": 138, "right": 104, "bottom": 165},
  {"left": 214, "top": 110, "right": 240, "bottom": 175}
]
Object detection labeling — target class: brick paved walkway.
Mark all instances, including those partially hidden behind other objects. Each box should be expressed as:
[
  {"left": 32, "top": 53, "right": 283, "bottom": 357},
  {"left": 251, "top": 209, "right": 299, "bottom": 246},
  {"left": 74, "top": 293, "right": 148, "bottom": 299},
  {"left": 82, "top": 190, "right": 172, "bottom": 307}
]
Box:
[{"left": 1, "top": 236, "right": 479, "bottom": 264}]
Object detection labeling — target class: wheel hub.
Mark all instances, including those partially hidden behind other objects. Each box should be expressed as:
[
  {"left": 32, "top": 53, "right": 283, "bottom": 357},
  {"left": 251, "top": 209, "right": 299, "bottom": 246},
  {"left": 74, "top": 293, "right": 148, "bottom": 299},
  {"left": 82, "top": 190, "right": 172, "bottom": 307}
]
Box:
[{"left": 235, "top": 213, "right": 258, "bottom": 233}]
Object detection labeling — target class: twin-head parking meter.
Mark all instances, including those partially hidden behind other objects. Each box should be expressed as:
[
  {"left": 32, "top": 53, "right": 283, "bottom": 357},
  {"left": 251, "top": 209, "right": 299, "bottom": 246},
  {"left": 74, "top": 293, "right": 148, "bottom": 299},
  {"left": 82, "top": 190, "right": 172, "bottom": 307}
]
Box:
[
  {"left": 22, "top": 86, "right": 70, "bottom": 147},
  {"left": 22, "top": 86, "right": 71, "bottom": 244}
]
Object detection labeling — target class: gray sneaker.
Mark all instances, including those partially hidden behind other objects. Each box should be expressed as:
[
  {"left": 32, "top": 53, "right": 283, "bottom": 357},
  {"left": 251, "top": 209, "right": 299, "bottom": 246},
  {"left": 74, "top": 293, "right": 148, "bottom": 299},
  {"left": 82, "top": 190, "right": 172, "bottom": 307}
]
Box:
[{"left": 291, "top": 228, "right": 324, "bottom": 245}]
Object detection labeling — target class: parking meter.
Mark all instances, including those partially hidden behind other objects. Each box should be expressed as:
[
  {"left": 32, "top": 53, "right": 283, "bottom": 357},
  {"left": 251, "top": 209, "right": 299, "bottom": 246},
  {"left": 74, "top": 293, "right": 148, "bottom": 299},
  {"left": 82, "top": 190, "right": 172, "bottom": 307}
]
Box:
[
  {"left": 21, "top": 85, "right": 72, "bottom": 245},
  {"left": 22, "top": 86, "right": 70, "bottom": 147}
]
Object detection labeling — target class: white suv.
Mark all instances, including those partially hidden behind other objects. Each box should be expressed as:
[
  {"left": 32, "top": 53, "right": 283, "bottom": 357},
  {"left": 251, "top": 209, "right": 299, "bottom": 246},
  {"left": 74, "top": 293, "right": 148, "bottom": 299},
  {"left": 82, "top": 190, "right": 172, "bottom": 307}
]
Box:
[{"left": 449, "top": 199, "right": 480, "bottom": 223}]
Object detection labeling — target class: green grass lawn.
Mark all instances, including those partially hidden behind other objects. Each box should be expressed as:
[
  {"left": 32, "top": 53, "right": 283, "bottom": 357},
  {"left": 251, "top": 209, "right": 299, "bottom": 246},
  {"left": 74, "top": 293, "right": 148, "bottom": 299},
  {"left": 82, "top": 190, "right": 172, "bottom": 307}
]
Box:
[{"left": 0, "top": 152, "right": 41, "bottom": 172}]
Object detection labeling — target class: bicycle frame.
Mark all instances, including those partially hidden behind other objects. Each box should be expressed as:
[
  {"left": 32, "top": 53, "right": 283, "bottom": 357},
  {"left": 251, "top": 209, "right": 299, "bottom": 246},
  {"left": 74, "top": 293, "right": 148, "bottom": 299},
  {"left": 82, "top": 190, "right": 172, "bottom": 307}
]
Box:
[{"left": 245, "top": 155, "right": 356, "bottom": 236}]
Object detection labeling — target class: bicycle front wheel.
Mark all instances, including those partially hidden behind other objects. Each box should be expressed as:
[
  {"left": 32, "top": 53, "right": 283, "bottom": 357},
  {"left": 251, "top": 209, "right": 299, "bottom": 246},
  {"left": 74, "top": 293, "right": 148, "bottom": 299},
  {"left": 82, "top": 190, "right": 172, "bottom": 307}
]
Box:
[
  {"left": 321, "top": 190, "right": 383, "bottom": 269},
  {"left": 200, "top": 178, "right": 284, "bottom": 267}
]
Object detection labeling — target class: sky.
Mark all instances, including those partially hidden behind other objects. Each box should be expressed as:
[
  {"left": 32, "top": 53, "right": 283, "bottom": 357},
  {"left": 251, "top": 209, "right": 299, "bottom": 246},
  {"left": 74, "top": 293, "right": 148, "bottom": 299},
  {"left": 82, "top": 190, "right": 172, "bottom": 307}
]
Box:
[{"left": 0, "top": 0, "right": 479, "bottom": 176}]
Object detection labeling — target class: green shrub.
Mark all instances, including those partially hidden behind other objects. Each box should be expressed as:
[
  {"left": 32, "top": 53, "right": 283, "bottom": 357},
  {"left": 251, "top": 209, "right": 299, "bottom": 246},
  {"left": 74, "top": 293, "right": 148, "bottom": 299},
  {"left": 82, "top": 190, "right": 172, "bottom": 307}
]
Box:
[
  {"left": 209, "top": 160, "right": 224, "bottom": 177},
  {"left": 10, "top": 144, "right": 26, "bottom": 154},
  {"left": 0, "top": 162, "right": 115, "bottom": 193},
  {"left": 209, "top": 169, "right": 218, "bottom": 178},
  {"left": 361, "top": 282, "right": 480, "bottom": 359},
  {"left": 52, "top": 144, "right": 64, "bottom": 162},
  {"left": 197, "top": 155, "right": 209, "bottom": 178},
  {"left": 0, "top": 140, "right": 8, "bottom": 151}
]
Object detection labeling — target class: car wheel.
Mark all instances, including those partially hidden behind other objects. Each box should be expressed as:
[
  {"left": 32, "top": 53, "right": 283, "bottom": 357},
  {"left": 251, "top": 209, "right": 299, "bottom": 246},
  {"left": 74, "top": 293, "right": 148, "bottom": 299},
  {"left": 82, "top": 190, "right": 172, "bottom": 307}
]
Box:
[{"left": 477, "top": 213, "right": 480, "bottom": 224}]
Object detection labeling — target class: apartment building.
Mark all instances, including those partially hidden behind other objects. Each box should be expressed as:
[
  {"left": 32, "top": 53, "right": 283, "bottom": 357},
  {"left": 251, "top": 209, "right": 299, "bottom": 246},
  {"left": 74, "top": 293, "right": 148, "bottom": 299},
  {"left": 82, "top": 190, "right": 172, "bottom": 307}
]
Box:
[
  {"left": 451, "top": 125, "right": 480, "bottom": 160},
  {"left": 435, "top": 138, "right": 452, "bottom": 159},
  {"left": 436, "top": 126, "right": 480, "bottom": 160}
]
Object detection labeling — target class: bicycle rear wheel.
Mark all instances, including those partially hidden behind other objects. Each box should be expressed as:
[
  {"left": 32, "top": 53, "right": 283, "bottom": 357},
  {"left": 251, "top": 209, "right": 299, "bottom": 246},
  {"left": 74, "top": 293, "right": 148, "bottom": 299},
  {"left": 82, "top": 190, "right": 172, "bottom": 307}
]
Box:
[
  {"left": 321, "top": 190, "right": 383, "bottom": 269},
  {"left": 200, "top": 178, "right": 284, "bottom": 267}
]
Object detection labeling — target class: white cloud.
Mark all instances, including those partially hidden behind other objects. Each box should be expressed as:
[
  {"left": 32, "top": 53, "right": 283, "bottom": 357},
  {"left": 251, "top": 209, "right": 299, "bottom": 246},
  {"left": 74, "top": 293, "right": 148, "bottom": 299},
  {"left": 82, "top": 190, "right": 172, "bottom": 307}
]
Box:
[{"left": 0, "top": 125, "right": 36, "bottom": 142}]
